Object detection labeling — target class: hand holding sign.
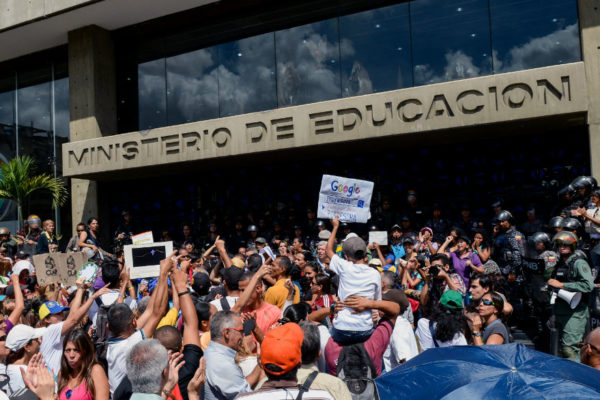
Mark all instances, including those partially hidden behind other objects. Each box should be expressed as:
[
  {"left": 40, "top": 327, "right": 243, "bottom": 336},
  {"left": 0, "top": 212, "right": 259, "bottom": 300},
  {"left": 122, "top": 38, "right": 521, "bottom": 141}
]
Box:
[{"left": 317, "top": 175, "right": 373, "bottom": 223}]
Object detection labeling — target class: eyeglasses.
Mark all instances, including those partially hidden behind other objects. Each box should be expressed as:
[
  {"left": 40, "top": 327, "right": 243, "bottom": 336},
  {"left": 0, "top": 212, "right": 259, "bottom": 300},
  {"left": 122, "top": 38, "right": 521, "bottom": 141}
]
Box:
[
  {"left": 222, "top": 327, "right": 243, "bottom": 336},
  {"left": 479, "top": 299, "right": 495, "bottom": 306},
  {"left": 77, "top": 230, "right": 85, "bottom": 233}
]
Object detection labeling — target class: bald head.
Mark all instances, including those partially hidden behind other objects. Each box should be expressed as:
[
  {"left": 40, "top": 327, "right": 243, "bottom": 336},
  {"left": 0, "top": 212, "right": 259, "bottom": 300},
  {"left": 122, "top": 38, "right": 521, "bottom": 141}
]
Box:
[{"left": 581, "top": 327, "right": 600, "bottom": 368}]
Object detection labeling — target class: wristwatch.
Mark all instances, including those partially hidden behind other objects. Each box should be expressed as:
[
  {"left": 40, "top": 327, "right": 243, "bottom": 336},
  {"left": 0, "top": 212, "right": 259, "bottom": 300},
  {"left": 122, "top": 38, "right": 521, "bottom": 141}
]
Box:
[
  {"left": 472, "top": 331, "right": 482, "bottom": 337},
  {"left": 178, "top": 289, "right": 191, "bottom": 297}
]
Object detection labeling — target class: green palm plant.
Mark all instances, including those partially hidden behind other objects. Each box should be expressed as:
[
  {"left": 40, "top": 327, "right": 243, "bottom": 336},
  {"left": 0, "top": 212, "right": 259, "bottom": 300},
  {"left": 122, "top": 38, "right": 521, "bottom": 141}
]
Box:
[{"left": 0, "top": 155, "right": 68, "bottom": 224}]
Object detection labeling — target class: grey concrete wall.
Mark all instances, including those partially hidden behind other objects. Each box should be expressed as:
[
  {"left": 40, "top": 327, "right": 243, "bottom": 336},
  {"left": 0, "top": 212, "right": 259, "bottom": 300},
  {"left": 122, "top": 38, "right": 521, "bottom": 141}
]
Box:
[
  {"left": 62, "top": 62, "right": 587, "bottom": 178},
  {"left": 0, "top": 0, "right": 97, "bottom": 31},
  {"left": 579, "top": 0, "right": 600, "bottom": 179},
  {"left": 67, "top": 25, "right": 116, "bottom": 234}
]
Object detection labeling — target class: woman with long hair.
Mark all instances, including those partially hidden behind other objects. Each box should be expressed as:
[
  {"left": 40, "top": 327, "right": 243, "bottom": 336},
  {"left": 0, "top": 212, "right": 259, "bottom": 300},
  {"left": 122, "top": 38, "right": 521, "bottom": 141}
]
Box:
[
  {"left": 4, "top": 324, "right": 44, "bottom": 395},
  {"left": 58, "top": 329, "right": 109, "bottom": 400},
  {"left": 415, "top": 290, "right": 467, "bottom": 351},
  {"left": 470, "top": 292, "right": 510, "bottom": 345}
]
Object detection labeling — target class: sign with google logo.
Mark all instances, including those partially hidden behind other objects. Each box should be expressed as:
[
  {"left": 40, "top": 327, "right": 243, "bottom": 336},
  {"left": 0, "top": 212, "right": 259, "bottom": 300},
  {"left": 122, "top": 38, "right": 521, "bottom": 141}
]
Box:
[{"left": 317, "top": 174, "right": 374, "bottom": 223}]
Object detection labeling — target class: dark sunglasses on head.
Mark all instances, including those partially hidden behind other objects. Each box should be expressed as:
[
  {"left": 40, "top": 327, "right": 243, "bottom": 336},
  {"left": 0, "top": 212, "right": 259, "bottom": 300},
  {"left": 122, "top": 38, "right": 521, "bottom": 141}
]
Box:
[
  {"left": 479, "top": 299, "right": 495, "bottom": 306},
  {"left": 66, "top": 389, "right": 73, "bottom": 399}
]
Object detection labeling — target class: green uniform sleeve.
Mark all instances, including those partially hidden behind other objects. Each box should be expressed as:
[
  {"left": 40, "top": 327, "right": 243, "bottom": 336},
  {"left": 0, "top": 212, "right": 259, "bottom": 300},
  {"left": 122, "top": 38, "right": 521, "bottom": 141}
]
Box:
[{"left": 563, "top": 259, "right": 595, "bottom": 293}]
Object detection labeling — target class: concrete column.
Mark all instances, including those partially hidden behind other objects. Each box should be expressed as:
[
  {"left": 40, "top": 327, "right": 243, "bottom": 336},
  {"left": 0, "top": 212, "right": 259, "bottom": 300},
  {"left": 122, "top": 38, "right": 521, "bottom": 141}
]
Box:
[
  {"left": 578, "top": 0, "right": 600, "bottom": 178},
  {"left": 67, "top": 25, "right": 116, "bottom": 234}
]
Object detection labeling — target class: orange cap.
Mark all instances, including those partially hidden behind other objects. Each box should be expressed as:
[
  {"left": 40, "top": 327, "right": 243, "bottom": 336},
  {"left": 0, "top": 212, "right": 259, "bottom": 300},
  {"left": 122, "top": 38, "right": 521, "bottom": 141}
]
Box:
[{"left": 260, "top": 323, "right": 303, "bottom": 375}]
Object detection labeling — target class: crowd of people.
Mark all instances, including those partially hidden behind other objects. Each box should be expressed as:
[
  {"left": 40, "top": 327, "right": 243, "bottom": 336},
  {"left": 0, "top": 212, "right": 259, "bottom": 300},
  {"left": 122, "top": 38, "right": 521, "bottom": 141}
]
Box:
[{"left": 0, "top": 175, "right": 599, "bottom": 399}]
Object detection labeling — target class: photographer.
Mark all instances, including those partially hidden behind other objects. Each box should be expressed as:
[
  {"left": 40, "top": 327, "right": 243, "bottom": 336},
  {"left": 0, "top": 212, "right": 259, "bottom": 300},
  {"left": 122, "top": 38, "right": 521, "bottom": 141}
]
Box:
[{"left": 419, "top": 254, "right": 466, "bottom": 311}]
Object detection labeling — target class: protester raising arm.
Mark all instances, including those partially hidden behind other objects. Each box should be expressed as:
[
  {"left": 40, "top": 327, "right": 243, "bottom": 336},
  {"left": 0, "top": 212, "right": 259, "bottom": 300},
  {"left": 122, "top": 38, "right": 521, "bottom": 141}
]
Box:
[
  {"left": 61, "top": 281, "right": 111, "bottom": 335},
  {"left": 172, "top": 267, "right": 200, "bottom": 347},
  {"left": 326, "top": 216, "right": 340, "bottom": 260},
  {"left": 138, "top": 253, "right": 173, "bottom": 338},
  {"left": 6, "top": 273, "right": 24, "bottom": 328},
  {"left": 231, "top": 263, "right": 272, "bottom": 313},
  {"left": 215, "top": 238, "right": 233, "bottom": 268}
]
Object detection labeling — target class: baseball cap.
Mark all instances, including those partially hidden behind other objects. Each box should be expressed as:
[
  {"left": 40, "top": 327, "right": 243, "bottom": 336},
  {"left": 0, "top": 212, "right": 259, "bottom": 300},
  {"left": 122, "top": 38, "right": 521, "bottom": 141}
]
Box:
[
  {"left": 440, "top": 290, "right": 464, "bottom": 310},
  {"left": 255, "top": 237, "right": 267, "bottom": 245},
  {"left": 317, "top": 230, "right": 331, "bottom": 240},
  {"left": 6, "top": 324, "right": 47, "bottom": 351},
  {"left": 261, "top": 323, "right": 303, "bottom": 375},
  {"left": 368, "top": 258, "right": 382, "bottom": 267},
  {"left": 15, "top": 250, "right": 29, "bottom": 260},
  {"left": 391, "top": 224, "right": 401, "bottom": 231},
  {"left": 12, "top": 260, "right": 34, "bottom": 276},
  {"left": 342, "top": 237, "right": 367, "bottom": 260},
  {"left": 39, "top": 301, "right": 69, "bottom": 321},
  {"left": 342, "top": 233, "right": 359, "bottom": 242},
  {"left": 191, "top": 272, "right": 211, "bottom": 295}
]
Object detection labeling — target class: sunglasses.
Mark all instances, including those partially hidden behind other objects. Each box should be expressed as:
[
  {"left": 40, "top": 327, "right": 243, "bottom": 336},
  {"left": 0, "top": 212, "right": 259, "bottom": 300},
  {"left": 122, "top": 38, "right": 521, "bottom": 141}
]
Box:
[
  {"left": 77, "top": 229, "right": 85, "bottom": 233},
  {"left": 479, "top": 299, "right": 495, "bottom": 306},
  {"left": 66, "top": 390, "right": 72, "bottom": 399}
]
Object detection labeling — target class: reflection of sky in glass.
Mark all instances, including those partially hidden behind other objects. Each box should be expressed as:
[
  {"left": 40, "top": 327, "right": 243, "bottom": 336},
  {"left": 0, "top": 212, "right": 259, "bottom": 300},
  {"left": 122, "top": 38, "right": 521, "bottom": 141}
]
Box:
[
  {"left": 218, "top": 33, "right": 277, "bottom": 117},
  {"left": 411, "top": 0, "right": 492, "bottom": 86},
  {"left": 18, "top": 78, "right": 52, "bottom": 173},
  {"left": 54, "top": 78, "right": 69, "bottom": 173},
  {"left": 340, "top": 3, "right": 412, "bottom": 96},
  {"left": 135, "top": 0, "right": 582, "bottom": 129},
  {"left": 167, "top": 47, "right": 218, "bottom": 125},
  {"left": 138, "top": 59, "right": 166, "bottom": 130},
  {"left": 490, "top": 0, "right": 580, "bottom": 72},
  {"left": 276, "top": 19, "right": 341, "bottom": 106},
  {"left": 0, "top": 78, "right": 15, "bottom": 159}
]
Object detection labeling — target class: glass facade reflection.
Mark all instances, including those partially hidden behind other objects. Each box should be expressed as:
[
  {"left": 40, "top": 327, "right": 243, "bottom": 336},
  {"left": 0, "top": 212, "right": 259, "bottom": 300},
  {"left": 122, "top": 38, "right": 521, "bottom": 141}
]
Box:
[
  {"left": 0, "top": 60, "right": 69, "bottom": 228},
  {"left": 136, "top": 0, "right": 581, "bottom": 130}
]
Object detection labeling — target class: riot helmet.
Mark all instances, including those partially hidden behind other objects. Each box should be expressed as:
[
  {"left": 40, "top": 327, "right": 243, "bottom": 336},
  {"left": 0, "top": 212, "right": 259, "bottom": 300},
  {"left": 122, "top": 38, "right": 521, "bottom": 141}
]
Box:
[
  {"left": 27, "top": 215, "right": 41, "bottom": 228},
  {"left": 548, "top": 216, "right": 564, "bottom": 230},
  {"left": 557, "top": 184, "right": 576, "bottom": 199},
  {"left": 368, "top": 224, "right": 378, "bottom": 232},
  {"left": 0, "top": 227, "right": 9, "bottom": 236},
  {"left": 494, "top": 210, "right": 513, "bottom": 224},
  {"left": 552, "top": 231, "right": 578, "bottom": 251},
  {"left": 571, "top": 176, "right": 598, "bottom": 191},
  {"left": 316, "top": 220, "right": 326, "bottom": 228},
  {"left": 530, "top": 232, "right": 551, "bottom": 247},
  {"left": 247, "top": 225, "right": 258, "bottom": 233},
  {"left": 561, "top": 217, "right": 582, "bottom": 232}
]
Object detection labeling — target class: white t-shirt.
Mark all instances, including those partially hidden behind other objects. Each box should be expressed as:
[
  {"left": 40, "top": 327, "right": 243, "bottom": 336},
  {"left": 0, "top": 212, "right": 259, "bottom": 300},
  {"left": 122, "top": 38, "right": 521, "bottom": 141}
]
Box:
[
  {"left": 329, "top": 255, "right": 382, "bottom": 331},
  {"left": 107, "top": 329, "right": 145, "bottom": 394},
  {"left": 39, "top": 321, "right": 65, "bottom": 373},
  {"left": 317, "top": 324, "right": 331, "bottom": 373},
  {"left": 415, "top": 317, "right": 467, "bottom": 351},
  {"left": 383, "top": 317, "right": 419, "bottom": 371},
  {"left": 5, "top": 364, "right": 25, "bottom": 395},
  {"left": 210, "top": 296, "right": 238, "bottom": 311}
]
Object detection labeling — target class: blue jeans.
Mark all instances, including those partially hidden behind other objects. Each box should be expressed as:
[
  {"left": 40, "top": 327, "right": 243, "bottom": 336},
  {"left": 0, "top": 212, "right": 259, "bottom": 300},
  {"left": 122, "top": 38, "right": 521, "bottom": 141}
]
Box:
[{"left": 330, "top": 327, "right": 375, "bottom": 345}]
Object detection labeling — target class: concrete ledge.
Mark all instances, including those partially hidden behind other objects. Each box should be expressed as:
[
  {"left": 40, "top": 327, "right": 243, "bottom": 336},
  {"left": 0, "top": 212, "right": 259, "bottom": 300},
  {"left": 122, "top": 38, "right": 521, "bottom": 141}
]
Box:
[
  {"left": 62, "top": 62, "right": 588, "bottom": 178},
  {"left": 0, "top": 0, "right": 100, "bottom": 32}
]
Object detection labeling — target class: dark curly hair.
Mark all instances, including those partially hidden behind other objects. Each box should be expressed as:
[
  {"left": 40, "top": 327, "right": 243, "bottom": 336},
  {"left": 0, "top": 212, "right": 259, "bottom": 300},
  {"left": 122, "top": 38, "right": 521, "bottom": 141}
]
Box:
[{"left": 429, "top": 304, "right": 468, "bottom": 343}]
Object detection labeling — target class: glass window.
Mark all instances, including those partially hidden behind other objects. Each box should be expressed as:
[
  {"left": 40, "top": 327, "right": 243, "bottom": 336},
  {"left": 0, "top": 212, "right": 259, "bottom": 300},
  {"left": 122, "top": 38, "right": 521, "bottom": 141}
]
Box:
[
  {"left": 167, "top": 47, "right": 219, "bottom": 125},
  {"left": 17, "top": 67, "right": 53, "bottom": 174},
  {"left": 275, "top": 18, "right": 341, "bottom": 106},
  {"left": 411, "top": 0, "right": 492, "bottom": 86},
  {"left": 0, "top": 75, "right": 16, "bottom": 160},
  {"left": 490, "top": 0, "right": 580, "bottom": 72},
  {"left": 218, "top": 33, "right": 277, "bottom": 117},
  {"left": 138, "top": 59, "right": 167, "bottom": 130},
  {"left": 340, "top": 3, "right": 412, "bottom": 96}
]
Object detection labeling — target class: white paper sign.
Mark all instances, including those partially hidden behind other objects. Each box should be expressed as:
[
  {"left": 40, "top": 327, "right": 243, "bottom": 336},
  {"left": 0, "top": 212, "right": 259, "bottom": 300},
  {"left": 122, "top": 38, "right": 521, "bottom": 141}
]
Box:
[
  {"left": 368, "top": 231, "right": 388, "bottom": 246},
  {"left": 317, "top": 174, "right": 374, "bottom": 223},
  {"left": 131, "top": 231, "right": 154, "bottom": 245},
  {"left": 124, "top": 241, "right": 173, "bottom": 279}
]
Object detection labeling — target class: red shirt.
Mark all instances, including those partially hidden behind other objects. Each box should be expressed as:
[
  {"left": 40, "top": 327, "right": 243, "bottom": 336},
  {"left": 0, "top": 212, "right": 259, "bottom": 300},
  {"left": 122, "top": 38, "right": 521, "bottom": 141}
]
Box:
[{"left": 324, "top": 319, "right": 393, "bottom": 377}]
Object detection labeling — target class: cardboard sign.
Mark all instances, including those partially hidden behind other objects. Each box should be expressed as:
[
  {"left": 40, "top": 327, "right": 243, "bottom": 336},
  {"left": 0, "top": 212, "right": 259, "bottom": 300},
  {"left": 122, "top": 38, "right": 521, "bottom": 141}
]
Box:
[
  {"left": 317, "top": 174, "right": 374, "bottom": 223},
  {"left": 368, "top": 231, "right": 388, "bottom": 246},
  {"left": 33, "top": 252, "right": 87, "bottom": 286},
  {"left": 124, "top": 241, "right": 173, "bottom": 279},
  {"left": 132, "top": 231, "right": 154, "bottom": 245}
]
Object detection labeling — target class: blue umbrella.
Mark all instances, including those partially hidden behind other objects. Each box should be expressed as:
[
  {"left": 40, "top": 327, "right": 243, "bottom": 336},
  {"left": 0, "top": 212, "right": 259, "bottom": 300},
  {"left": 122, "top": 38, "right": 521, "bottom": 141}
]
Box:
[{"left": 376, "top": 344, "right": 600, "bottom": 400}]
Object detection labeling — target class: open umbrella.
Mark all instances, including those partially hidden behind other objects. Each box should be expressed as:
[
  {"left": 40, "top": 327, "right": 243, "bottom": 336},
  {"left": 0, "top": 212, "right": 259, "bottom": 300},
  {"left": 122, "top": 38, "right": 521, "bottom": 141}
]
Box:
[{"left": 376, "top": 343, "right": 600, "bottom": 400}]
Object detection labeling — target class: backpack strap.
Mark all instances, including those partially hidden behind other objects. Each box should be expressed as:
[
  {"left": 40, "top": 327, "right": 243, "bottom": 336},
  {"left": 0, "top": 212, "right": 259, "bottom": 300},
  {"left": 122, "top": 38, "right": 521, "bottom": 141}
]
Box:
[
  {"left": 429, "top": 320, "right": 440, "bottom": 348},
  {"left": 220, "top": 296, "right": 231, "bottom": 311},
  {"left": 296, "top": 371, "right": 319, "bottom": 400}
]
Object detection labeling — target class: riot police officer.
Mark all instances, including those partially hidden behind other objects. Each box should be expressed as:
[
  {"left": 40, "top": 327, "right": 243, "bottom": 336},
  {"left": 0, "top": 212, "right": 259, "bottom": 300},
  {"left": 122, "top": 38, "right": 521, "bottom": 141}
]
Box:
[
  {"left": 572, "top": 176, "right": 598, "bottom": 209},
  {"left": 493, "top": 210, "right": 526, "bottom": 275},
  {"left": 0, "top": 227, "right": 17, "bottom": 258},
  {"left": 548, "top": 216, "right": 564, "bottom": 234},
  {"left": 547, "top": 231, "right": 595, "bottom": 360}
]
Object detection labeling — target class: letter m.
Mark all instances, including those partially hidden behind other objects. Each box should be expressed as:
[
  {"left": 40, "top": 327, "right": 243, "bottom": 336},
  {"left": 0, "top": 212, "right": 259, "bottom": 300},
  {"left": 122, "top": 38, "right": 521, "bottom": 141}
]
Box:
[{"left": 537, "top": 76, "right": 571, "bottom": 105}]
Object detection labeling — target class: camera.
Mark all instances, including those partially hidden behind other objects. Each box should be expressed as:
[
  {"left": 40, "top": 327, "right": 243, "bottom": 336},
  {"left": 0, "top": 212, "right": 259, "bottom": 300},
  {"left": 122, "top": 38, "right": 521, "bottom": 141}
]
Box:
[{"left": 429, "top": 265, "right": 440, "bottom": 279}]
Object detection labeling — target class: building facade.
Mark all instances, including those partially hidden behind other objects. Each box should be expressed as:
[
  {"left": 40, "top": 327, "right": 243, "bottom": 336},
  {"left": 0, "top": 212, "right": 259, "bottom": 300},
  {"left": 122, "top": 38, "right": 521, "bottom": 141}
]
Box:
[{"left": 0, "top": 0, "right": 598, "bottom": 238}]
